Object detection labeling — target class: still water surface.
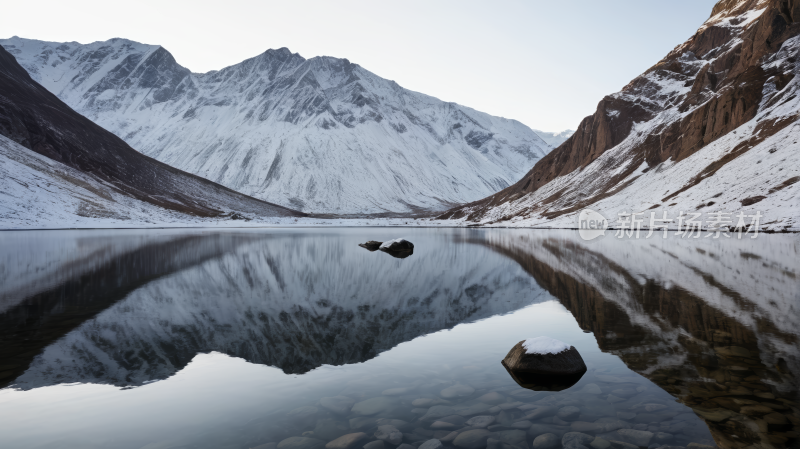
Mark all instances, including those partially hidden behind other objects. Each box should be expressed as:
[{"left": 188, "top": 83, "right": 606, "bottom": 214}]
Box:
[{"left": 0, "top": 228, "right": 797, "bottom": 449}]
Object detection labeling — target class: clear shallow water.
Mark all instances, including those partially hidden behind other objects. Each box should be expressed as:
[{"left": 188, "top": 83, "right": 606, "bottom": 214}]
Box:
[{"left": 0, "top": 228, "right": 797, "bottom": 449}]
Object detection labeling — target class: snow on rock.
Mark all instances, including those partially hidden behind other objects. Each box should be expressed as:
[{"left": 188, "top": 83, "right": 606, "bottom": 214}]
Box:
[
  {"left": 379, "top": 238, "right": 411, "bottom": 249},
  {"left": 0, "top": 37, "right": 553, "bottom": 215},
  {"left": 522, "top": 336, "right": 571, "bottom": 355}
]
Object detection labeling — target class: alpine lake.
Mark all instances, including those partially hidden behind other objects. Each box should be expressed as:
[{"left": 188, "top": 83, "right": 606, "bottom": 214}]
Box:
[{"left": 0, "top": 228, "right": 797, "bottom": 449}]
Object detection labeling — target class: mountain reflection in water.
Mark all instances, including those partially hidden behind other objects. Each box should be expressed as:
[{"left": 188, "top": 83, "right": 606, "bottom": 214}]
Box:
[
  {"left": 0, "top": 229, "right": 797, "bottom": 449},
  {"left": 472, "top": 231, "right": 799, "bottom": 449},
  {"left": 0, "top": 229, "right": 546, "bottom": 389}
]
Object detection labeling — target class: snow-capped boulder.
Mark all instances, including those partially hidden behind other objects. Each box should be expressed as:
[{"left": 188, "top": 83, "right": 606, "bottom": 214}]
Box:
[
  {"left": 378, "top": 238, "right": 414, "bottom": 258},
  {"left": 501, "top": 337, "right": 586, "bottom": 391}
]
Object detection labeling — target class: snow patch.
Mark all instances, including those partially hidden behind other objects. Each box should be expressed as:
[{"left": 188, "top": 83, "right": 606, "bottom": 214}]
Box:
[
  {"left": 522, "top": 336, "right": 571, "bottom": 355},
  {"left": 379, "top": 238, "right": 410, "bottom": 249}
]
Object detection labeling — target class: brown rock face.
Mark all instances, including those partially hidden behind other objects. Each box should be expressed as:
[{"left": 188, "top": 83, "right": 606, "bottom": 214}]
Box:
[{"left": 439, "top": 0, "right": 800, "bottom": 224}]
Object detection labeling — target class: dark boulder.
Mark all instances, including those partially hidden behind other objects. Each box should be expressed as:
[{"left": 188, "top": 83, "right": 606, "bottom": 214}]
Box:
[
  {"left": 501, "top": 337, "right": 586, "bottom": 391},
  {"left": 378, "top": 238, "right": 414, "bottom": 259},
  {"left": 358, "top": 241, "right": 383, "bottom": 251}
]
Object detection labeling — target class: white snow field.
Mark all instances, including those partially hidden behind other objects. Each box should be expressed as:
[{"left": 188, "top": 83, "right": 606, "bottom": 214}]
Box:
[{"left": 0, "top": 37, "right": 552, "bottom": 214}]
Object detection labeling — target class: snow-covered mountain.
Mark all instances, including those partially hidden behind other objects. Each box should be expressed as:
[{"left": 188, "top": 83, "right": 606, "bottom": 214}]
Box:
[
  {"left": 0, "top": 37, "right": 552, "bottom": 214},
  {"left": 532, "top": 129, "right": 574, "bottom": 148},
  {"left": 4, "top": 230, "right": 549, "bottom": 389},
  {"left": 0, "top": 45, "right": 303, "bottom": 226},
  {"left": 439, "top": 0, "right": 800, "bottom": 231}
]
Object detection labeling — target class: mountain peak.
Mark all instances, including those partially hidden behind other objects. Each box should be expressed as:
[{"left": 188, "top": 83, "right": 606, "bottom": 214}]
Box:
[
  {"left": 438, "top": 0, "right": 800, "bottom": 230},
  {"left": 0, "top": 36, "right": 553, "bottom": 214}
]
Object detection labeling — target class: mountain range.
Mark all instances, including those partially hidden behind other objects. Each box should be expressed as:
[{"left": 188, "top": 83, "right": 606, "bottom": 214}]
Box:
[
  {"left": 439, "top": 0, "right": 800, "bottom": 231},
  {"left": 0, "top": 45, "right": 303, "bottom": 227},
  {"left": 1, "top": 0, "right": 798, "bottom": 227},
  {"left": 0, "top": 37, "right": 554, "bottom": 214}
]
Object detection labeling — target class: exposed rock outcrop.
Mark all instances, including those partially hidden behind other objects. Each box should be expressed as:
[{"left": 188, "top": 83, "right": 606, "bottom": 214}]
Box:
[{"left": 440, "top": 0, "right": 800, "bottom": 231}]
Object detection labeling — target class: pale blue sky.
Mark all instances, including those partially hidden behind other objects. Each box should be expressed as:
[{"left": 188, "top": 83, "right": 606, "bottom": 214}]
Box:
[{"left": 2, "top": 0, "right": 719, "bottom": 132}]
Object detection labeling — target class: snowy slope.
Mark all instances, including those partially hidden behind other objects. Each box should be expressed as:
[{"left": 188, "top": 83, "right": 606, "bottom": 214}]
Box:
[
  {"left": 439, "top": 0, "right": 800, "bottom": 231},
  {"left": 0, "top": 44, "right": 303, "bottom": 228},
  {"left": 0, "top": 37, "right": 552, "bottom": 214},
  {"left": 0, "top": 135, "right": 213, "bottom": 228}
]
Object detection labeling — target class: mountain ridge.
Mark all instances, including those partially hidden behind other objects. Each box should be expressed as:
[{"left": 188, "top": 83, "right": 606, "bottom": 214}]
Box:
[
  {"left": 0, "top": 44, "right": 304, "bottom": 224},
  {"left": 438, "top": 0, "right": 800, "bottom": 231},
  {"left": 0, "top": 37, "right": 554, "bottom": 214}
]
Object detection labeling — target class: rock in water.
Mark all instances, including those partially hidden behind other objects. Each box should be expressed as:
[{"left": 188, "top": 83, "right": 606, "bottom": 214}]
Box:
[
  {"left": 440, "top": 384, "right": 475, "bottom": 399},
  {"left": 374, "top": 425, "right": 403, "bottom": 445},
  {"left": 278, "top": 437, "right": 326, "bottom": 449},
  {"left": 358, "top": 241, "right": 383, "bottom": 251},
  {"left": 320, "top": 396, "right": 356, "bottom": 415},
  {"left": 352, "top": 397, "right": 396, "bottom": 416},
  {"left": 326, "top": 433, "right": 368, "bottom": 449},
  {"left": 532, "top": 433, "right": 560, "bottom": 449},
  {"left": 501, "top": 337, "right": 586, "bottom": 391},
  {"left": 419, "top": 440, "right": 443, "bottom": 449},
  {"left": 562, "top": 432, "right": 595, "bottom": 449},
  {"left": 378, "top": 238, "right": 414, "bottom": 258},
  {"left": 453, "top": 429, "right": 491, "bottom": 449}
]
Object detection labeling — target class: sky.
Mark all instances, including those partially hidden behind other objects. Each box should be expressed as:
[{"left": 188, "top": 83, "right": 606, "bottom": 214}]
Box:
[{"left": 1, "top": 0, "right": 719, "bottom": 132}]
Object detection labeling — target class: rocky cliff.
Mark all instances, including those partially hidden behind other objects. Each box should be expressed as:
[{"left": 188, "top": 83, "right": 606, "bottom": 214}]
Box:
[{"left": 440, "top": 0, "right": 800, "bottom": 231}]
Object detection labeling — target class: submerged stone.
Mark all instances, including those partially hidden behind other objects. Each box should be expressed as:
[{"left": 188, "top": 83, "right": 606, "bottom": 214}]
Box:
[
  {"left": 278, "top": 437, "right": 326, "bottom": 449},
  {"left": 466, "top": 416, "right": 495, "bottom": 428},
  {"left": 562, "top": 432, "right": 595, "bottom": 449},
  {"left": 375, "top": 425, "right": 403, "bottom": 445},
  {"left": 320, "top": 396, "right": 355, "bottom": 415},
  {"left": 419, "top": 439, "right": 443, "bottom": 449},
  {"left": 453, "top": 429, "right": 492, "bottom": 449},
  {"left": 326, "top": 433, "right": 368, "bottom": 449},
  {"left": 532, "top": 433, "right": 560, "bottom": 449},
  {"left": 352, "top": 397, "right": 395, "bottom": 416},
  {"left": 440, "top": 384, "right": 475, "bottom": 399},
  {"left": 614, "top": 429, "right": 654, "bottom": 447}
]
